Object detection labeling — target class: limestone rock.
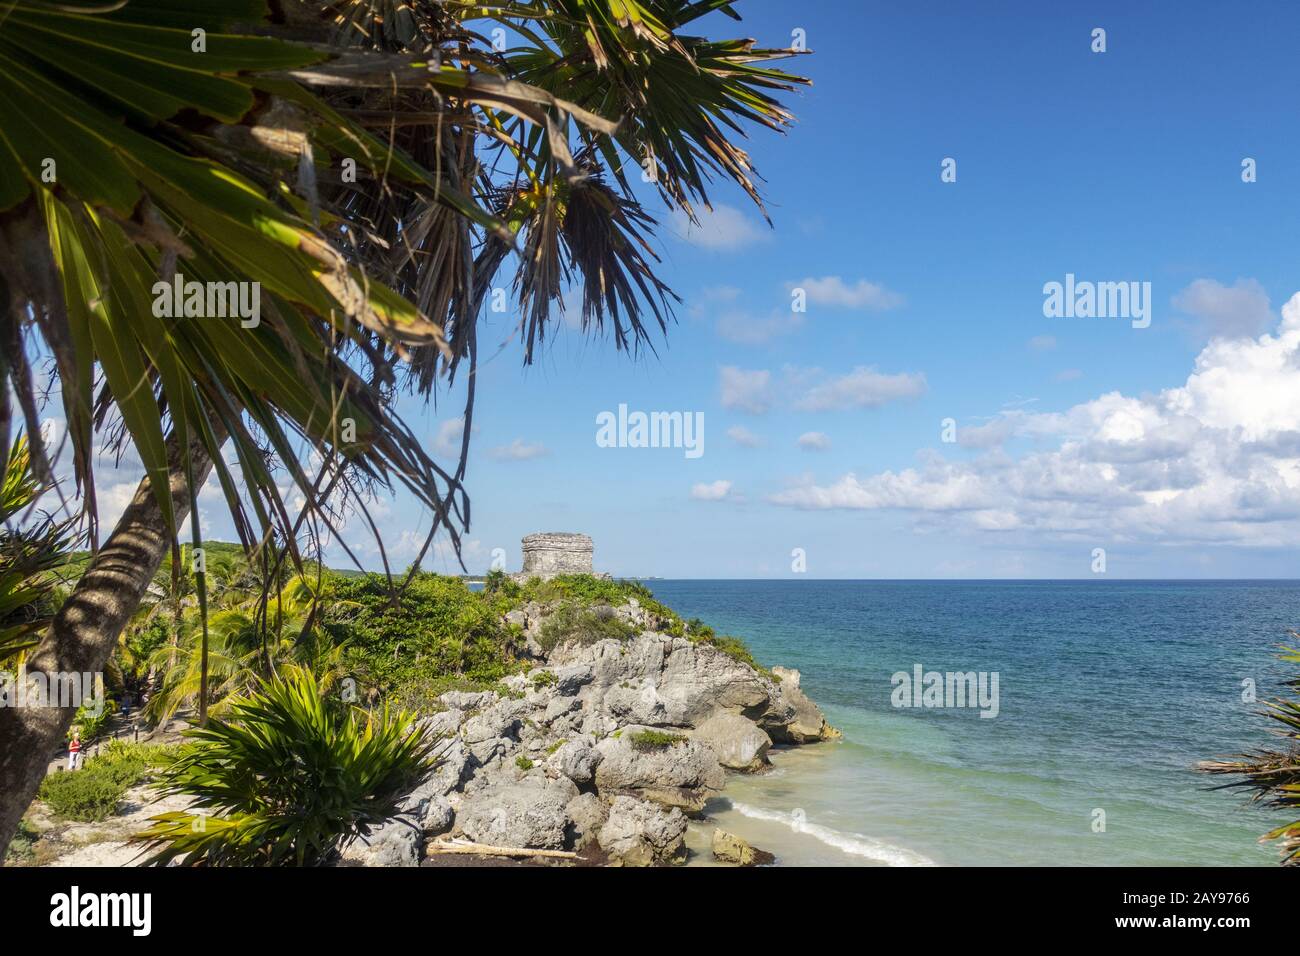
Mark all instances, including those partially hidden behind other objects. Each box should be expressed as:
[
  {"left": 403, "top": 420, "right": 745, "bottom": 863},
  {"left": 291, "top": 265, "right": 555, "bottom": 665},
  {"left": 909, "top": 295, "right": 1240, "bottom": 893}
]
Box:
[
  {"left": 552, "top": 663, "right": 594, "bottom": 696},
  {"left": 340, "top": 818, "right": 423, "bottom": 867},
  {"left": 711, "top": 829, "right": 775, "bottom": 866},
  {"left": 693, "top": 712, "right": 772, "bottom": 771},
  {"left": 765, "top": 667, "right": 839, "bottom": 744},
  {"left": 593, "top": 731, "right": 724, "bottom": 812},
  {"left": 565, "top": 792, "right": 608, "bottom": 850},
  {"left": 598, "top": 796, "right": 687, "bottom": 866},
  {"left": 456, "top": 776, "right": 579, "bottom": 849},
  {"left": 550, "top": 737, "right": 603, "bottom": 784}
]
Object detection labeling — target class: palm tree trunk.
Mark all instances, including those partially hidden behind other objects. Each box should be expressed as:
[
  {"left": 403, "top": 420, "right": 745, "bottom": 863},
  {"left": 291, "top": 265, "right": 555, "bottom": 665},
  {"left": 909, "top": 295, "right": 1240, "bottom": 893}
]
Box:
[{"left": 0, "top": 427, "right": 217, "bottom": 860}]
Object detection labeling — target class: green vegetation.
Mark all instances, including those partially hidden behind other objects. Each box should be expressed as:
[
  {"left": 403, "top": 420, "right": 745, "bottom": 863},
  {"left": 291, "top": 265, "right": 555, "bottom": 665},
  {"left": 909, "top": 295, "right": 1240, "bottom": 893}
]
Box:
[
  {"left": 537, "top": 602, "right": 638, "bottom": 653},
  {"left": 134, "top": 669, "right": 432, "bottom": 867},
  {"left": 681, "top": 618, "right": 771, "bottom": 679},
  {"left": 0, "top": 435, "right": 78, "bottom": 665},
  {"left": 1202, "top": 645, "right": 1300, "bottom": 865},
  {"left": 4, "top": 819, "right": 37, "bottom": 864},
  {"left": 629, "top": 730, "right": 687, "bottom": 752},
  {"left": 326, "top": 573, "right": 524, "bottom": 711},
  {"left": 515, "top": 756, "right": 535, "bottom": 771},
  {"left": 68, "top": 699, "right": 117, "bottom": 743},
  {"left": 0, "top": 0, "right": 809, "bottom": 862},
  {"left": 38, "top": 741, "right": 175, "bottom": 822}
]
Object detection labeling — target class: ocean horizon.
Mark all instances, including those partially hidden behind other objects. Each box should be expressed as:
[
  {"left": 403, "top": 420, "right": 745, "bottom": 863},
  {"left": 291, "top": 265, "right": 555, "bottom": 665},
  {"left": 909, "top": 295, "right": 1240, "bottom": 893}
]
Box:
[{"left": 644, "top": 579, "right": 1298, "bottom": 867}]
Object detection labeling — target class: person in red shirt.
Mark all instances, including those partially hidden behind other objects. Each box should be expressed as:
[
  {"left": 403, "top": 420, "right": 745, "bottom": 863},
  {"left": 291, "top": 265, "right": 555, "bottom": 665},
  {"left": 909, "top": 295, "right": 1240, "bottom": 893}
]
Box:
[{"left": 67, "top": 729, "right": 82, "bottom": 771}]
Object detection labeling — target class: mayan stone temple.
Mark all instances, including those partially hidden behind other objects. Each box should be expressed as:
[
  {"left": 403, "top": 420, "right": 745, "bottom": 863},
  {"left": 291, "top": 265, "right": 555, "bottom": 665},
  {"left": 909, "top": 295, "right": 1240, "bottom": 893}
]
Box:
[{"left": 516, "top": 532, "right": 606, "bottom": 581}]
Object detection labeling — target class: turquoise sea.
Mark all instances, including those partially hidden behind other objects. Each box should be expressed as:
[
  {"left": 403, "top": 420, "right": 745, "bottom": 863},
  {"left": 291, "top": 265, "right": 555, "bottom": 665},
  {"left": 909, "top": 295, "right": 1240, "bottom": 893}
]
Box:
[{"left": 647, "top": 580, "right": 1300, "bottom": 867}]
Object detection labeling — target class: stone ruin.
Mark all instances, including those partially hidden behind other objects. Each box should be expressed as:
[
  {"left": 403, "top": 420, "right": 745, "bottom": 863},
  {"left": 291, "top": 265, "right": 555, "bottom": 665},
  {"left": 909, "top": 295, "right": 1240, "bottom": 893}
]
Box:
[{"left": 515, "top": 532, "right": 606, "bottom": 581}]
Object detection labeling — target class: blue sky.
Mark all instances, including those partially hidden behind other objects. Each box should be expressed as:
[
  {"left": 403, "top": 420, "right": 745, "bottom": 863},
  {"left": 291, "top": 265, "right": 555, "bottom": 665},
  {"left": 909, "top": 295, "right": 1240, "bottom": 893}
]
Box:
[{"left": 76, "top": 2, "right": 1300, "bottom": 578}]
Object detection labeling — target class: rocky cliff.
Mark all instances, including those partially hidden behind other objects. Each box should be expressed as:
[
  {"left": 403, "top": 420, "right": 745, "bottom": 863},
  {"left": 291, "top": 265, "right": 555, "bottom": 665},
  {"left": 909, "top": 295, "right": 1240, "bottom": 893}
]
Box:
[{"left": 342, "top": 596, "right": 838, "bottom": 867}]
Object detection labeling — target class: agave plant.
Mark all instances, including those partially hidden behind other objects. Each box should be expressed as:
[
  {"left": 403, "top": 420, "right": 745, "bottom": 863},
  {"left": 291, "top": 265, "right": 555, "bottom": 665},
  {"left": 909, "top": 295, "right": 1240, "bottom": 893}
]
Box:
[
  {"left": 1200, "top": 644, "right": 1300, "bottom": 864},
  {"left": 0, "top": 0, "right": 809, "bottom": 855},
  {"left": 133, "top": 667, "right": 433, "bottom": 866}
]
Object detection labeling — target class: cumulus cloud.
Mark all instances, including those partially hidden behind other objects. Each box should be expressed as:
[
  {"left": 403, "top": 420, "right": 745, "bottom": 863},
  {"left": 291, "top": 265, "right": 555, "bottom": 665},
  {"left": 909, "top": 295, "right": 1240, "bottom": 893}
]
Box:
[
  {"left": 691, "top": 479, "right": 733, "bottom": 501},
  {"left": 719, "top": 366, "right": 773, "bottom": 414},
  {"left": 727, "top": 425, "right": 764, "bottom": 448},
  {"left": 1173, "top": 278, "right": 1273, "bottom": 341},
  {"left": 433, "top": 417, "right": 466, "bottom": 456},
  {"left": 786, "top": 276, "right": 904, "bottom": 311},
  {"left": 771, "top": 292, "right": 1300, "bottom": 547},
  {"left": 488, "top": 439, "right": 549, "bottom": 461},
  {"left": 671, "top": 204, "right": 768, "bottom": 250},
  {"left": 791, "top": 366, "right": 928, "bottom": 411},
  {"left": 797, "top": 431, "right": 831, "bottom": 451}
]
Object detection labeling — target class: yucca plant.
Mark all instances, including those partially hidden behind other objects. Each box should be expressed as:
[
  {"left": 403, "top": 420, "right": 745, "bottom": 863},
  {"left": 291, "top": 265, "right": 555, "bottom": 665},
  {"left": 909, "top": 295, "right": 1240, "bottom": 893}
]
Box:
[
  {"left": 1201, "top": 644, "right": 1300, "bottom": 864},
  {"left": 133, "top": 667, "right": 432, "bottom": 866}
]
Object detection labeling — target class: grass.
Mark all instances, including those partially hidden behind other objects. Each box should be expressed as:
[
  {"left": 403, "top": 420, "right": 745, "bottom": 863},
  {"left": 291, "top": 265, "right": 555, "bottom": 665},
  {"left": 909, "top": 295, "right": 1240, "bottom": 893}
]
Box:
[
  {"left": 515, "top": 755, "right": 534, "bottom": 771},
  {"left": 629, "top": 729, "right": 687, "bottom": 752}
]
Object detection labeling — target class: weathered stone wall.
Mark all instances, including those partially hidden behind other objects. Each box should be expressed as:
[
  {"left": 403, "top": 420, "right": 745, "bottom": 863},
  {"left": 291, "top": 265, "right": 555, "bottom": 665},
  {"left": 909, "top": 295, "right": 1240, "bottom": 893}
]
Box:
[{"left": 520, "top": 532, "right": 594, "bottom": 578}]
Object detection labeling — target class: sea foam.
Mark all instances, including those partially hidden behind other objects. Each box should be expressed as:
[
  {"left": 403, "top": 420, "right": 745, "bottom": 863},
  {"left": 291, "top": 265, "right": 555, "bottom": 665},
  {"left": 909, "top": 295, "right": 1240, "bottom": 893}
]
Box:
[{"left": 730, "top": 802, "right": 937, "bottom": 867}]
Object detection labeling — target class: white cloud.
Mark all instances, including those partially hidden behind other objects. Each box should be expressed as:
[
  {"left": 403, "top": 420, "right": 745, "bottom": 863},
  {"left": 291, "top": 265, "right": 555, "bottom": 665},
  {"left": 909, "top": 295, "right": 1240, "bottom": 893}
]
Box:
[
  {"left": 719, "top": 366, "right": 773, "bottom": 414},
  {"left": 671, "top": 204, "right": 768, "bottom": 251},
  {"left": 1173, "top": 278, "right": 1273, "bottom": 340},
  {"left": 727, "top": 425, "right": 764, "bottom": 448},
  {"left": 770, "top": 291, "right": 1300, "bottom": 548},
  {"left": 1028, "top": 335, "right": 1057, "bottom": 351},
  {"left": 797, "top": 431, "right": 831, "bottom": 451},
  {"left": 433, "top": 417, "right": 466, "bottom": 456},
  {"left": 1056, "top": 368, "right": 1084, "bottom": 382},
  {"left": 691, "top": 479, "right": 733, "bottom": 501},
  {"left": 791, "top": 366, "right": 928, "bottom": 411},
  {"left": 488, "top": 439, "right": 549, "bottom": 461},
  {"left": 786, "top": 276, "right": 904, "bottom": 310}
]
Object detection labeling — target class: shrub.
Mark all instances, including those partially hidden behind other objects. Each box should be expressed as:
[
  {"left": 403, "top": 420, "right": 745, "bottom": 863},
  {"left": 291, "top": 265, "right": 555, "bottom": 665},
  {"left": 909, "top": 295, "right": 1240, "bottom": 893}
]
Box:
[
  {"left": 37, "top": 740, "right": 173, "bottom": 822},
  {"left": 69, "top": 698, "right": 118, "bottom": 743},
  {"left": 4, "top": 819, "right": 37, "bottom": 864},
  {"left": 327, "top": 573, "right": 521, "bottom": 706},
  {"left": 537, "top": 602, "right": 637, "bottom": 653},
  {"left": 133, "top": 668, "right": 433, "bottom": 866},
  {"left": 515, "top": 755, "right": 534, "bottom": 771},
  {"left": 629, "top": 730, "right": 686, "bottom": 752}
]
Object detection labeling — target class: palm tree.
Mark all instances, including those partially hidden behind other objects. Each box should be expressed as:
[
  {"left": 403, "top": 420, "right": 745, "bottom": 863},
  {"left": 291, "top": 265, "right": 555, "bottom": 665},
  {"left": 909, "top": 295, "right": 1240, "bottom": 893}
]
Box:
[
  {"left": 1200, "top": 644, "right": 1300, "bottom": 864},
  {"left": 0, "top": 0, "right": 809, "bottom": 856},
  {"left": 0, "top": 435, "right": 79, "bottom": 665},
  {"left": 144, "top": 573, "right": 349, "bottom": 722}
]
